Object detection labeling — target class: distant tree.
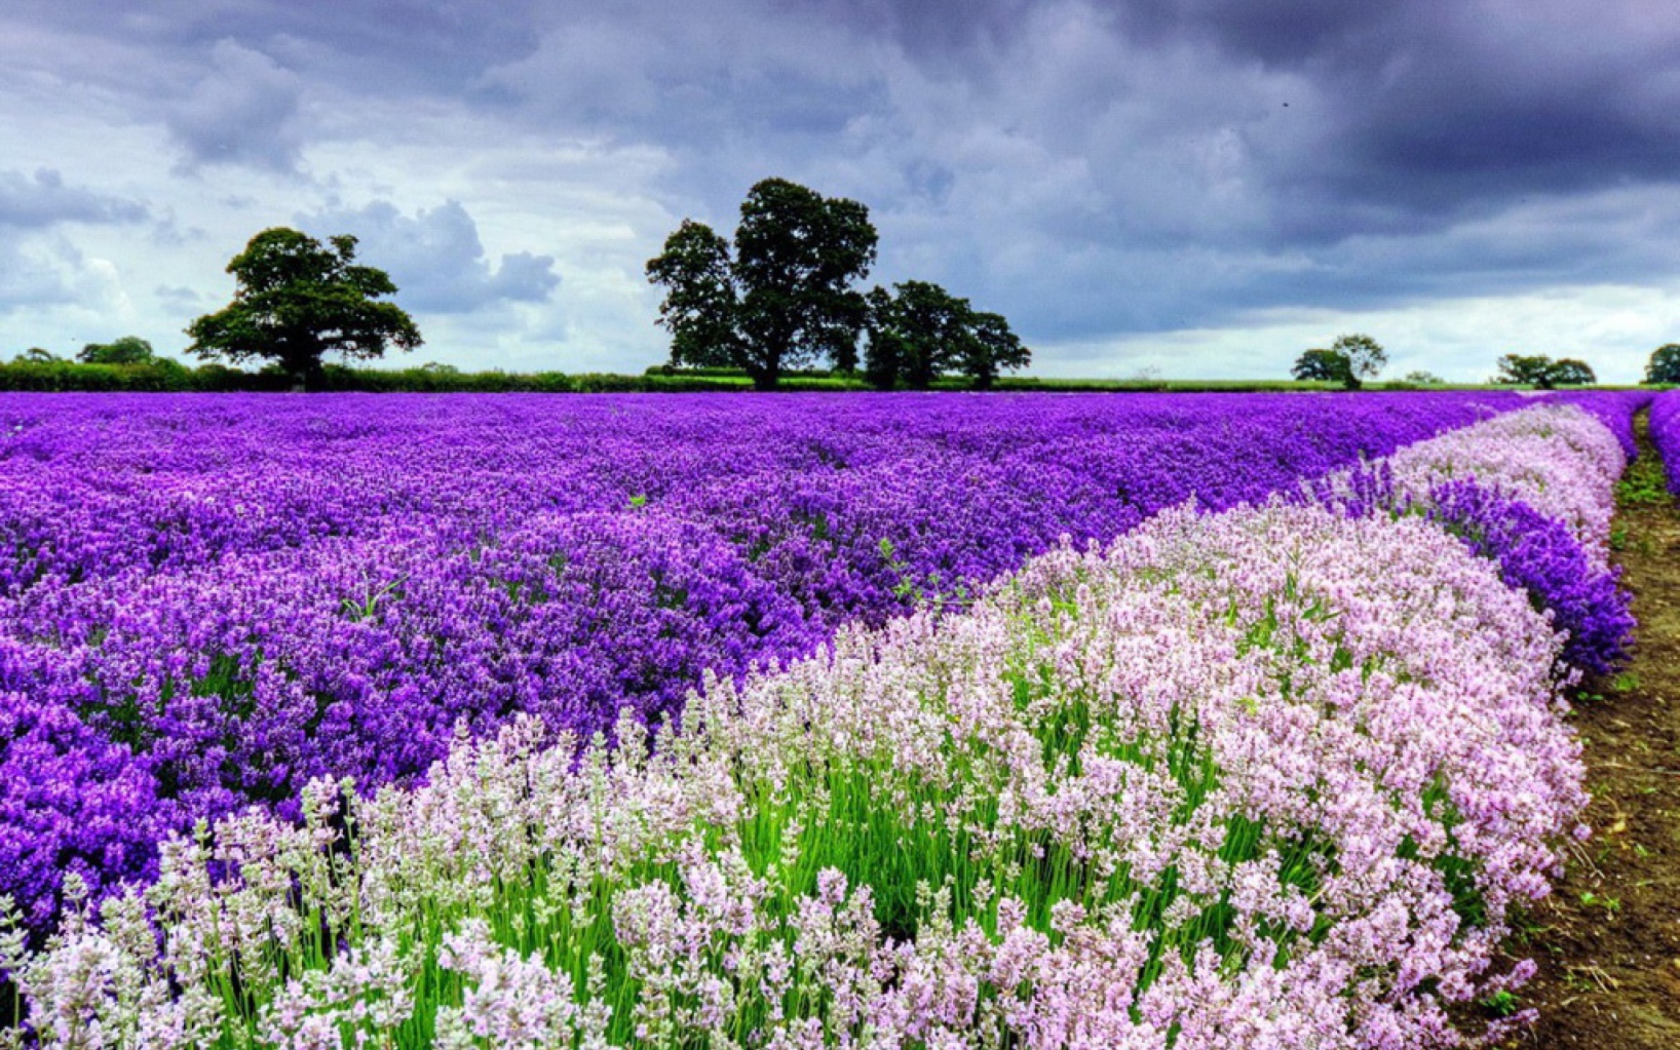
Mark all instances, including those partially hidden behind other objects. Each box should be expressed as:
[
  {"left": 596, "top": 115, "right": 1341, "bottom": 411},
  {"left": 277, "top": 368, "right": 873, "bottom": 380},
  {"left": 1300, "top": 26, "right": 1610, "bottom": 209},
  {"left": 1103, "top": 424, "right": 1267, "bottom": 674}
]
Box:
[
  {"left": 186, "top": 228, "right": 422, "bottom": 391},
  {"left": 1290, "top": 348, "right": 1354, "bottom": 386},
  {"left": 863, "top": 281, "right": 1029, "bottom": 390},
  {"left": 1492, "top": 354, "right": 1551, "bottom": 386},
  {"left": 1289, "top": 334, "right": 1386, "bottom": 389},
  {"left": 647, "top": 178, "right": 878, "bottom": 390},
  {"left": 1330, "top": 333, "right": 1388, "bottom": 388},
  {"left": 1493, "top": 353, "right": 1596, "bottom": 389},
  {"left": 1401, "top": 369, "right": 1446, "bottom": 385},
  {"left": 960, "top": 311, "right": 1031, "bottom": 390},
  {"left": 15, "top": 347, "right": 58, "bottom": 364},
  {"left": 1547, "top": 358, "right": 1597, "bottom": 386},
  {"left": 864, "top": 281, "right": 968, "bottom": 390},
  {"left": 1645, "top": 344, "right": 1680, "bottom": 385},
  {"left": 77, "top": 336, "right": 155, "bottom": 365}
]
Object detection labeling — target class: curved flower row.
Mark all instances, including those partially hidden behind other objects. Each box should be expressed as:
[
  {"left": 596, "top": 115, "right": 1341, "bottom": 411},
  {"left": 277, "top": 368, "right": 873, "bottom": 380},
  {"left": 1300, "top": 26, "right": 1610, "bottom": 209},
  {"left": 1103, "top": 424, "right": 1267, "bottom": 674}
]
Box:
[
  {"left": 5, "top": 392, "right": 1599, "bottom": 934},
  {"left": 3, "top": 403, "right": 1622, "bottom": 1049},
  {"left": 1306, "top": 402, "right": 1636, "bottom": 677},
  {"left": 1651, "top": 389, "right": 1680, "bottom": 492}
]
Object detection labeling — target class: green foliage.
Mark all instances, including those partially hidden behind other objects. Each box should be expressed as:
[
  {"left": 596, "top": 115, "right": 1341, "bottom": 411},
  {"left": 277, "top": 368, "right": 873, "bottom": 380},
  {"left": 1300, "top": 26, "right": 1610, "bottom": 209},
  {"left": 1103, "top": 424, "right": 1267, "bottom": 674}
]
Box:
[
  {"left": 1331, "top": 333, "right": 1388, "bottom": 387},
  {"left": 1401, "top": 369, "right": 1445, "bottom": 385},
  {"left": 962, "top": 312, "right": 1030, "bottom": 390},
  {"left": 647, "top": 178, "right": 878, "bottom": 389},
  {"left": 1492, "top": 353, "right": 1596, "bottom": 388},
  {"left": 1615, "top": 448, "right": 1672, "bottom": 507},
  {"left": 1644, "top": 343, "right": 1680, "bottom": 385},
  {"left": 1290, "top": 336, "right": 1386, "bottom": 389},
  {"left": 15, "top": 347, "right": 58, "bottom": 364},
  {"left": 0, "top": 357, "right": 194, "bottom": 391},
  {"left": 186, "top": 228, "right": 423, "bottom": 390},
  {"left": 863, "top": 281, "right": 1030, "bottom": 390},
  {"left": 76, "top": 336, "right": 155, "bottom": 365},
  {"left": 1290, "top": 348, "right": 1354, "bottom": 386}
]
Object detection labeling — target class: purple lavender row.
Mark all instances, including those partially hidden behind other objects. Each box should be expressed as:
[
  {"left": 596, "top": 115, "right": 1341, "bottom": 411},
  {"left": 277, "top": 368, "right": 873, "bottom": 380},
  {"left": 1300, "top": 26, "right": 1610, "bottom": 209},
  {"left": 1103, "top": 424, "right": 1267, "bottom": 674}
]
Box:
[
  {"left": 0, "top": 391, "right": 1641, "bottom": 932},
  {"left": 1650, "top": 389, "right": 1680, "bottom": 491}
]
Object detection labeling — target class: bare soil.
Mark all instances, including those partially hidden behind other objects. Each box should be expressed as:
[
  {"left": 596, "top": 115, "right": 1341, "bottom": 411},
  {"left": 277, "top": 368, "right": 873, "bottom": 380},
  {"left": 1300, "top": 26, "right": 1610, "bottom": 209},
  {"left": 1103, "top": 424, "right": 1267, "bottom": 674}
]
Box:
[{"left": 1504, "top": 413, "right": 1680, "bottom": 1048}]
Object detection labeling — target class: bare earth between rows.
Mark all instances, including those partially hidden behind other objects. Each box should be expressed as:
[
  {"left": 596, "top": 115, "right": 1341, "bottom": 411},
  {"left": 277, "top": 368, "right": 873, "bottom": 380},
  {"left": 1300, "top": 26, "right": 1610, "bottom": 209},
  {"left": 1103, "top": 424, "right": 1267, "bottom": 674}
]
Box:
[{"left": 1514, "top": 413, "right": 1680, "bottom": 1048}]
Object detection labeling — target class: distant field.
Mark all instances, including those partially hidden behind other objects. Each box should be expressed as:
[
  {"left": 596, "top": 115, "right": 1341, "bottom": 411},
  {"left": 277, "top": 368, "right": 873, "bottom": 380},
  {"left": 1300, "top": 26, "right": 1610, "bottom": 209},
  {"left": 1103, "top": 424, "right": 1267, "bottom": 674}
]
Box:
[{"left": 0, "top": 355, "right": 1648, "bottom": 392}]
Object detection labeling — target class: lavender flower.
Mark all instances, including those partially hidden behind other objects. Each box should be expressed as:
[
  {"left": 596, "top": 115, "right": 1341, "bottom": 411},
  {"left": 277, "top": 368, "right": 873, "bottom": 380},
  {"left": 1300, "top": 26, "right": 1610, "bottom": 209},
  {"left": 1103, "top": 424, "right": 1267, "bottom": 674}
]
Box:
[{"left": 6, "top": 390, "right": 1630, "bottom": 933}]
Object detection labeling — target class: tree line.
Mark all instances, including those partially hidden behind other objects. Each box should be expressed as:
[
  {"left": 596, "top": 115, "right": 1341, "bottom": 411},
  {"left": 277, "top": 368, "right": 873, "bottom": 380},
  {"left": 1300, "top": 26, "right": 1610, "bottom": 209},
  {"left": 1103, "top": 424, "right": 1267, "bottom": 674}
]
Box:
[
  {"left": 16, "top": 178, "right": 1027, "bottom": 393},
  {"left": 1289, "top": 336, "right": 1680, "bottom": 388},
  {"left": 17, "top": 173, "right": 1680, "bottom": 390},
  {"left": 645, "top": 178, "right": 1028, "bottom": 390}
]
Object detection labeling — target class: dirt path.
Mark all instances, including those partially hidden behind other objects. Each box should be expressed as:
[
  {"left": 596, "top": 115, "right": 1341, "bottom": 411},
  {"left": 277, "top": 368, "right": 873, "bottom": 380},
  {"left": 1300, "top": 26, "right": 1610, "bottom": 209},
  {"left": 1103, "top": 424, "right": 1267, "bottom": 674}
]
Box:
[{"left": 1509, "top": 412, "right": 1680, "bottom": 1048}]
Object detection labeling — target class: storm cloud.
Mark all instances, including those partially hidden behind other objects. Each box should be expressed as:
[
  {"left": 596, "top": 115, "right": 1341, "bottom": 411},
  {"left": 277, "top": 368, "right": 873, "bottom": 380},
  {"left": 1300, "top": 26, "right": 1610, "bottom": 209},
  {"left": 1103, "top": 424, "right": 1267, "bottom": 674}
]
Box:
[
  {"left": 3, "top": 0, "right": 1679, "bottom": 378},
  {"left": 0, "top": 169, "right": 147, "bottom": 228}
]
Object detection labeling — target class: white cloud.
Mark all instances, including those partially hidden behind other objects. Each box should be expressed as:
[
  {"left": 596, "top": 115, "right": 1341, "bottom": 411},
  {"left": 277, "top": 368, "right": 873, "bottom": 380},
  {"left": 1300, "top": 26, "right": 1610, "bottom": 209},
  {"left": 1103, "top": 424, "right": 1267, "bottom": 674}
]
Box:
[
  {"left": 1046, "top": 281, "right": 1680, "bottom": 385},
  {"left": 302, "top": 199, "right": 560, "bottom": 314}
]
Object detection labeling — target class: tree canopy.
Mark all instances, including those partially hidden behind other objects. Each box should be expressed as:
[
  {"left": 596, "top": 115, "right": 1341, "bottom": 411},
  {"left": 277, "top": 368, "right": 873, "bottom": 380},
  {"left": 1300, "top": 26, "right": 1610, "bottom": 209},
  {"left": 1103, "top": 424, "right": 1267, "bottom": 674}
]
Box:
[
  {"left": 1645, "top": 344, "right": 1680, "bottom": 385},
  {"left": 864, "top": 281, "right": 1029, "bottom": 390},
  {"left": 1492, "top": 354, "right": 1596, "bottom": 388},
  {"left": 1290, "top": 348, "right": 1354, "bottom": 386},
  {"left": 1330, "top": 333, "right": 1387, "bottom": 388},
  {"left": 185, "top": 228, "right": 422, "bottom": 390},
  {"left": 647, "top": 178, "right": 878, "bottom": 390},
  {"left": 1290, "top": 334, "right": 1386, "bottom": 389},
  {"left": 77, "top": 336, "right": 155, "bottom": 365}
]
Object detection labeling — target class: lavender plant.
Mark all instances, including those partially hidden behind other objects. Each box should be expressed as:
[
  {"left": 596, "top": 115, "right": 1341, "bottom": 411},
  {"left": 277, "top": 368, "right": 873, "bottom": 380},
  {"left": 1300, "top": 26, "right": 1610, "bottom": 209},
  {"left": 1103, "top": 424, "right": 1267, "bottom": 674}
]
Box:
[
  {"left": 3, "top": 500, "right": 1588, "bottom": 1049},
  {"left": 1651, "top": 389, "right": 1680, "bottom": 493},
  {"left": 7, "top": 391, "right": 1632, "bottom": 933},
  {"left": 1425, "top": 478, "right": 1633, "bottom": 677},
  {"left": 1304, "top": 403, "right": 1637, "bottom": 680}
]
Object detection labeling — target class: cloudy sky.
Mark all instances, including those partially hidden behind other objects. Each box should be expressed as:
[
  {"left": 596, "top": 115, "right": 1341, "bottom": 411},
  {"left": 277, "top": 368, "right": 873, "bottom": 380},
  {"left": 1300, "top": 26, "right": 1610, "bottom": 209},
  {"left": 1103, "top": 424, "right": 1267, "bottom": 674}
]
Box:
[{"left": 5, "top": 0, "right": 1680, "bottom": 381}]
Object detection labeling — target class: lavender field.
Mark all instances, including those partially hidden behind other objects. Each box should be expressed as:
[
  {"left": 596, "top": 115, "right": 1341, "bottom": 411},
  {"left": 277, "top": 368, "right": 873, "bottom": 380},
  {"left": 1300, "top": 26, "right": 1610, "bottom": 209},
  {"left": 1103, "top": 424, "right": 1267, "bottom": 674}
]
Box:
[{"left": 0, "top": 390, "right": 1653, "bottom": 1048}]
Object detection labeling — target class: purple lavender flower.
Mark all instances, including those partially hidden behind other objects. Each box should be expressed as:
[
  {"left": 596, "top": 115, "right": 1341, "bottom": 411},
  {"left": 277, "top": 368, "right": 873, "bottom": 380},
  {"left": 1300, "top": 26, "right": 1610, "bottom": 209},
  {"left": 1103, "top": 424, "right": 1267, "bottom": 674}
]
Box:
[
  {"left": 1425, "top": 478, "right": 1633, "bottom": 677},
  {"left": 0, "top": 390, "right": 1647, "bottom": 935}
]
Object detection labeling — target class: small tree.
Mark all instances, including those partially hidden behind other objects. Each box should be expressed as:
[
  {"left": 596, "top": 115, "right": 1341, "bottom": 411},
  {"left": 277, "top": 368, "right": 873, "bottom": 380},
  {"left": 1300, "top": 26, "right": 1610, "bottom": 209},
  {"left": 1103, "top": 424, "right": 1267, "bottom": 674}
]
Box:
[
  {"left": 647, "top": 178, "right": 878, "bottom": 390},
  {"left": 1645, "top": 344, "right": 1680, "bottom": 385},
  {"left": 1492, "top": 354, "right": 1551, "bottom": 386},
  {"left": 1290, "top": 348, "right": 1353, "bottom": 386},
  {"left": 960, "top": 311, "right": 1030, "bottom": 391},
  {"left": 864, "top": 281, "right": 1028, "bottom": 390},
  {"left": 1401, "top": 370, "right": 1445, "bottom": 385},
  {"left": 864, "top": 281, "right": 969, "bottom": 390},
  {"left": 15, "top": 348, "right": 58, "bottom": 364},
  {"left": 1493, "top": 353, "right": 1596, "bottom": 389},
  {"left": 186, "top": 228, "right": 422, "bottom": 390},
  {"left": 1330, "top": 333, "right": 1387, "bottom": 389},
  {"left": 77, "top": 336, "right": 155, "bottom": 365},
  {"left": 1547, "top": 358, "right": 1596, "bottom": 386}
]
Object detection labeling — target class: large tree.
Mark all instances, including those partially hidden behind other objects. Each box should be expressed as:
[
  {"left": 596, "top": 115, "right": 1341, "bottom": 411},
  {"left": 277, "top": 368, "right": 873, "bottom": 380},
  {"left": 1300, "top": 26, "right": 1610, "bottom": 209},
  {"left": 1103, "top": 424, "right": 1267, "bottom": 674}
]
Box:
[
  {"left": 864, "top": 280, "right": 1029, "bottom": 390},
  {"left": 647, "top": 178, "right": 877, "bottom": 390},
  {"left": 186, "top": 228, "right": 422, "bottom": 390}
]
